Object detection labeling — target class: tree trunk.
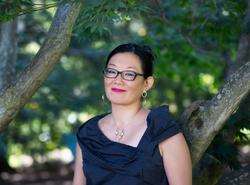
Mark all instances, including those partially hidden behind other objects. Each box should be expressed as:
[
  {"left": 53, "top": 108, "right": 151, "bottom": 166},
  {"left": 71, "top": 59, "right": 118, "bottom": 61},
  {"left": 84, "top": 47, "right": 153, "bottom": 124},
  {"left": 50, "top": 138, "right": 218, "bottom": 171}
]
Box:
[
  {"left": 0, "top": 20, "right": 17, "bottom": 172},
  {"left": 181, "top": 60, "right": 250, "bottom": 166},
  {"left": 0, "top": 1, "right": 82, "bottom": 132},
  {"left": 0, "top": 20, "right": 17, "bottom": 89},
  {"left": 189, "top": 1, "right": 250, "bottom": 184},
  {"left": 216, "top": 165, "right": 250, "bottom": 185},
  {"left": 192, "top": 154, "right": 225, "bottom": 185},
  {"left": 234, "top": 0, "right": 250, "bottom": 71},
  {"left": 181, "top": 62, "right": 250, "bottom": 185}
]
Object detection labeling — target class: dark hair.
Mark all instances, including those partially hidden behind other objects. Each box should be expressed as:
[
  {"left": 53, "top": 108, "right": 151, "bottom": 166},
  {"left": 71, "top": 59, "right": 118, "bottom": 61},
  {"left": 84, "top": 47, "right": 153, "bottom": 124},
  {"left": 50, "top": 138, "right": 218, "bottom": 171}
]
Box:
[{"left": 105, "top": 43, "right": 154, "bottom": 78}]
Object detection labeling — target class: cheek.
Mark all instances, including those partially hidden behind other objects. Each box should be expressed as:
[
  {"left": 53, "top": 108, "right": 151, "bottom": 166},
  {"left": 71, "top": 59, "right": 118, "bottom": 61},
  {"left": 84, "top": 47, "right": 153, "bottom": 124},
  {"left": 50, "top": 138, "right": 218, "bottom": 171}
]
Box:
[
  {"left": 104, "top": 78, "right": 111, "bottom": 87},
  {"left": 104, "top": 78, "right": 112, "bottom": 94},
  {"left": 128, "top": 82, "right": 144, "bottom": 94}
]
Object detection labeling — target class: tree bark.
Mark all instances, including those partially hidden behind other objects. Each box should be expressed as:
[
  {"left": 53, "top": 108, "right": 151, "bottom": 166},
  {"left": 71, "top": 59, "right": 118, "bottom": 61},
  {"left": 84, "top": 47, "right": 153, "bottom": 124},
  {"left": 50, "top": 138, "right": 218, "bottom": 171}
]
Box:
[
  {"left": 234, "top": 0, "right": 250, "bottom": 71},
  {"left": 216, "top": 165, "right": 250, "bottom": 185},
  {"left": 192, "top": 154, "right": 225, "bottom": 185},
  {"left": 0, "top": 20, "right": 17, "bottom": 173},
  {"left": 0, "top": 1, "right": 82, "bottom": 132},
  {"left": 0, "top": 20, "right": 17, "bottom": 89},
  {"left": 189, "top": 1, "right": 250, "bottom": 183},
  {"left": 181, "top": 60, "right": 250, "bottom": 166}
]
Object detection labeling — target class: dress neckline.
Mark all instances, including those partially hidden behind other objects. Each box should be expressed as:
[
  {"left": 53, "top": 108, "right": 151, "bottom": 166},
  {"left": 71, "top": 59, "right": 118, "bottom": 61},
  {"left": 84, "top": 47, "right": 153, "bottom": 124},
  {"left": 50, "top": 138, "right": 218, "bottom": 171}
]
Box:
[{"left": 94, "top": 110, "right": 152, "bottom": 150}]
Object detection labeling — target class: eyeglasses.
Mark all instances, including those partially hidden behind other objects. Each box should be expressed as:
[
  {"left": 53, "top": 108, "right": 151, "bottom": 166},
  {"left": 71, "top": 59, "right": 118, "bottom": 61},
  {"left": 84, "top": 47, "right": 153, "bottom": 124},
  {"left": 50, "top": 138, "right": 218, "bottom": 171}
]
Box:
[{"left": 103, "top": 68, "right": 144, "bottom": 81}]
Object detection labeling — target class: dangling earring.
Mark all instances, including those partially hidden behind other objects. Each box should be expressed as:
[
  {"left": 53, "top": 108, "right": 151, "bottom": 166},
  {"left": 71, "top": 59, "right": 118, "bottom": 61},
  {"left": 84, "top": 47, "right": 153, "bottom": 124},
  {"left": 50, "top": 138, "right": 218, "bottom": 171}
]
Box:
[
  {"left": 102, "top": 94, "right": 105, "bottom": 102},
  {"left": 142, "top": 90, "right": 147, "bottom": 98},
  {"left": 142, "top": 90, "right": 147, "bottom": 105}
]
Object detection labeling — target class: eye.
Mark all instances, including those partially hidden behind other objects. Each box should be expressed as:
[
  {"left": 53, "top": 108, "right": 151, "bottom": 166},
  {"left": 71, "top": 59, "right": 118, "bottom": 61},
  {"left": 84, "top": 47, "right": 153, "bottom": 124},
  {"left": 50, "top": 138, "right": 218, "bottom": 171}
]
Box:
[
  {"left": 124, "top": 71, "right": 136, "bottom": 77},
  {"left": 106, "top": 68, "right": 117, "bottom": 74}
]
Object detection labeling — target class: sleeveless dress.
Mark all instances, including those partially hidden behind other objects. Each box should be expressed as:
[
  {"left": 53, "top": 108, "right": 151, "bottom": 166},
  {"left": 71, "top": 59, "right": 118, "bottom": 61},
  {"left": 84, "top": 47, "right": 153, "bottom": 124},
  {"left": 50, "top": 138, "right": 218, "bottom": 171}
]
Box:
[{"left": 77, "top": 105, "right": 181, "bottom": 185}]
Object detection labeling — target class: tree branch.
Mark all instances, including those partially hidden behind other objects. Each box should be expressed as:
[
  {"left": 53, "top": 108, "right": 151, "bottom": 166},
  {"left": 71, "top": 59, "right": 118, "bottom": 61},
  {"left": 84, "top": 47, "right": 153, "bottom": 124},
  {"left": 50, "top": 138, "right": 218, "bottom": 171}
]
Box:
[
  {"left": 234, "top": 0, "right": 250, "bottom": 70},
  {"left": 181, "top": 61, "right": 250, "bottom": 166},
  {"left": 216, "top": 165, "right": 250, "bottom": 185},
  {"left": 192, "top": 154, "right": 224, "bottom": 185},
  {"left": 0, "top": 20, "right": 17, "bottom": 89},
  {"left": 0, "top": 1, "right": 82, "bottom": 132}
]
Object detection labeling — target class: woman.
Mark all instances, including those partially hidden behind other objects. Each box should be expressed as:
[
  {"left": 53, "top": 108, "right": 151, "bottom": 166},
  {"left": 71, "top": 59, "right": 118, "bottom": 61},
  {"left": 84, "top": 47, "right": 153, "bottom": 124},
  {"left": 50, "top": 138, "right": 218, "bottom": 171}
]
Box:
[{"left": 72, "top": 43, "right": 192, "bottom": 185}]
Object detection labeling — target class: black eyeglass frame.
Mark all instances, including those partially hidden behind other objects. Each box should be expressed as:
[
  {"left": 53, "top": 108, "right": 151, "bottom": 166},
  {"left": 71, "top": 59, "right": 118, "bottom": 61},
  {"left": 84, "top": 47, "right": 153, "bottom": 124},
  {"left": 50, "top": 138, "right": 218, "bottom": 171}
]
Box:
[{"left": 103, "top": 67, "right": 144, "bottom": 81}]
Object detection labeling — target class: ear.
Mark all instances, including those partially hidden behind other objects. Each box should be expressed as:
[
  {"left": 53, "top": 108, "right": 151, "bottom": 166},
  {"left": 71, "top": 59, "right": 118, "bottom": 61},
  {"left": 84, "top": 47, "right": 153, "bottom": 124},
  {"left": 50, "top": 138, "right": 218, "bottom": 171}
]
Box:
[{"left": 144, "top": 76, "right": 154, "bottom": 91}]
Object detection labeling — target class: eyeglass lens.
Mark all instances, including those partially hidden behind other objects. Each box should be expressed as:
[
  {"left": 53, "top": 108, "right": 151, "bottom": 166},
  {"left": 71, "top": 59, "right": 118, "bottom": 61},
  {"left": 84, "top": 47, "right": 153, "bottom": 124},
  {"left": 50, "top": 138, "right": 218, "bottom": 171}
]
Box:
[{"left": 104, "top": 68, "right": 140, "bottom": 81}]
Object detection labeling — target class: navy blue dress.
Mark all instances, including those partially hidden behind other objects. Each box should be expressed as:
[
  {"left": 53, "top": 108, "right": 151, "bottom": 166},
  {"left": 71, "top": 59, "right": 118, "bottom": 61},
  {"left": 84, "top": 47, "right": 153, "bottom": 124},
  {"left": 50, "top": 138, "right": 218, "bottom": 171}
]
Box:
[{"left": 77, "top": 105, "right": 181, "bottom": 185}]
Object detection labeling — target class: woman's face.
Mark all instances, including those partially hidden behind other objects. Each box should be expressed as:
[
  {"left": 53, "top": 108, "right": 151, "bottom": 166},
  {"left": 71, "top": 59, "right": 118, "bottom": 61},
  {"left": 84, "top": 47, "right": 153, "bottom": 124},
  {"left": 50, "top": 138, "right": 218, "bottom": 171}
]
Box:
[{"left": 104, "top": 52, "right": 149, "bottom": 106}]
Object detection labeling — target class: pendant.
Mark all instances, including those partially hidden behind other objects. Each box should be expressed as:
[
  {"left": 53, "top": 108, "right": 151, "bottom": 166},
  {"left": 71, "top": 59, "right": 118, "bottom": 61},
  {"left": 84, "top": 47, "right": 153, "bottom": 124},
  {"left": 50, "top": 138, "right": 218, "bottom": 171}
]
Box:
[{"left": 115, "top": 128, "right": 124, "bottom": 141}]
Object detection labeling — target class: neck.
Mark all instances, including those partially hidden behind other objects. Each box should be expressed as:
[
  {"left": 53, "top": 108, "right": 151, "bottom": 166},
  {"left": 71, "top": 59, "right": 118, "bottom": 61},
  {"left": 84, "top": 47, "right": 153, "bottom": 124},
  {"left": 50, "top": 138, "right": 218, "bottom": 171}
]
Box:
[{"left": 111, "top": 103, "right": 143, "bottom": 128}]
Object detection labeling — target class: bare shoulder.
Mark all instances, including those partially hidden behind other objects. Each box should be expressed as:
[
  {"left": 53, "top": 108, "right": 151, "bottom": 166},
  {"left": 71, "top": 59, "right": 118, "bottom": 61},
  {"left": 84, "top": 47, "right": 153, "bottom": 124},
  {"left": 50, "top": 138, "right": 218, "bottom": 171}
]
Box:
[{"left": 159, "top": 133, "right": 188, "bottom": 156}]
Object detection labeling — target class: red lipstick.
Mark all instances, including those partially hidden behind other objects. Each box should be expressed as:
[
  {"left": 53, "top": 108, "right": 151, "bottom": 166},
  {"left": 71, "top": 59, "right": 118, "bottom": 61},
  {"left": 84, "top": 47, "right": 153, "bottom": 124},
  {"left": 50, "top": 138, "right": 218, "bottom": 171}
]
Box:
[{"left": 111, "top": 88, "right": 126, "bottom": 92}]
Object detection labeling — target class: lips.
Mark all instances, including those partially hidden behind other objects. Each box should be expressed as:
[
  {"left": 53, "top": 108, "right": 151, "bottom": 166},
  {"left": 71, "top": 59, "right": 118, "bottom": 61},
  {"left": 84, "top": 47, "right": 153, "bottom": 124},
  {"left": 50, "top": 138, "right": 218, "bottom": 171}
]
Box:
[{"left": 111, "top": 88, "right": 126, "bottom": 92}]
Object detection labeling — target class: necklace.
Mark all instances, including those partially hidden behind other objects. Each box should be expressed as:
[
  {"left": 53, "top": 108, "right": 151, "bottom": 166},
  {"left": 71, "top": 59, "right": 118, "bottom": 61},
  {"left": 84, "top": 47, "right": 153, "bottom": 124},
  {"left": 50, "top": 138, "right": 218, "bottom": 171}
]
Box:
[
  {"left": 115, "top": 128, "right": 124, "bottom": 141},
  {"left": 113, "top": 107, "right": 143, "bottom": 141}
]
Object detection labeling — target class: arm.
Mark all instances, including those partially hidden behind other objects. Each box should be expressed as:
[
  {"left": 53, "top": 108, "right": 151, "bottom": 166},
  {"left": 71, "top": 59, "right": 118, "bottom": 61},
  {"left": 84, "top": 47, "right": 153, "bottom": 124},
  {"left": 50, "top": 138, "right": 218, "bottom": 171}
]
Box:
[
  {"left": 72, "top": 143, "right": 86, "bottom": 185},
  {"left": 159, "top": 133, "right": 192, "bottom": 185}
]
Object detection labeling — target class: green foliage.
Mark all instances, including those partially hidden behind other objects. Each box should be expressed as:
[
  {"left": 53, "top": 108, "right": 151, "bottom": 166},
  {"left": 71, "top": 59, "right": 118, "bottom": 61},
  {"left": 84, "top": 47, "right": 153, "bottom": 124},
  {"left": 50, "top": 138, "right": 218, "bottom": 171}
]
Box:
[
  {"left": 0, "top": 0, "right": 59, "bottom": 24},
  {"left": 75, "top": 0, "right": 150, "bottom": 37}
]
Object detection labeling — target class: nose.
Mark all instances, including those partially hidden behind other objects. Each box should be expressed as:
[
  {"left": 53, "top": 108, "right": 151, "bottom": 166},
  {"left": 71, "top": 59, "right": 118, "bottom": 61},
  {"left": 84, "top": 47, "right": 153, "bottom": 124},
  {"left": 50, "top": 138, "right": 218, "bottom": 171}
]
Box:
[{"left": 114, "top": 73, "right": 124, "bottom": 83}]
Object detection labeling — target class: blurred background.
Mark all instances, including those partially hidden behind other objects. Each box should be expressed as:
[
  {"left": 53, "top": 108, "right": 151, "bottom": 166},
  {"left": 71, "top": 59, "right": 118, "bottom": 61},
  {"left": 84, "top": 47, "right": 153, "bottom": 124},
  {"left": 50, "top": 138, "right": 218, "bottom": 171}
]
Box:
[{"left": 0, "top": 0, "right": 249, "bottom": 184}]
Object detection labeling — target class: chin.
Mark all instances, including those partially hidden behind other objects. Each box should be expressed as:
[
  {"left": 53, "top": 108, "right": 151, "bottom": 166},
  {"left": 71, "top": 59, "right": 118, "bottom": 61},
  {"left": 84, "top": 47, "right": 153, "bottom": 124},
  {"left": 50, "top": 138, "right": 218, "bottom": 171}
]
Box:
[
  {"left": 109, "top": 98, "right": 140, "bottom": 107},
  {"left": 106, "top": 93, "right": 140, "bottom": 106},
  {"left": 109, "top": 99, "right": 127, "bottom": 105}
]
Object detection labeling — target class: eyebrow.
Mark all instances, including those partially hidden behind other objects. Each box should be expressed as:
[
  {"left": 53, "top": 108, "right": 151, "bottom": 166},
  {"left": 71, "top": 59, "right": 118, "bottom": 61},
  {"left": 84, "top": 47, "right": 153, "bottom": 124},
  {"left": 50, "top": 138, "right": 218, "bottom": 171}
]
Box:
[{"left": 108, "top": 64, "right": 137, "bottom": 70}]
